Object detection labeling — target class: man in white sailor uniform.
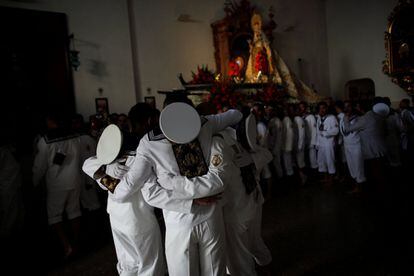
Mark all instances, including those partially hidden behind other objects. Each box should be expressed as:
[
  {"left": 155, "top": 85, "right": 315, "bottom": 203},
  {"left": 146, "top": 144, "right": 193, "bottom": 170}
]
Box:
[
  {"left": 33, "top": 114, "right": 82, "bottom": 258},
  {"left": 342, "top": 102, "right": 389, "bottom": 192},
  {"left": 293, "top": 105, "right": 307, "bottom": 184},
  {"left": 340, "top": 101, "right": 366, "bottom": 194},
  {"left": 299, "top": 102, "right": 318, "bottom": 171},
  {"left": 239, "top": 112, "right": 273, "bottom": 272},
  {"left": 252, "top": 103, "right": 273, "bottom": 198},
  {"left": 282, "top": 106, "right": 295, "bottom": 177},
  {"left": 110, "top": 99, "right": 242, "bottom": 276},
  {"left": 316, "top": 102, "right": 339, "bottom": 184},
  {"left": 267, "top": 107, "right": 284, "bottom": 179},
  {"left": 82, "top": 103, "right": 166, "bottom": 276}
]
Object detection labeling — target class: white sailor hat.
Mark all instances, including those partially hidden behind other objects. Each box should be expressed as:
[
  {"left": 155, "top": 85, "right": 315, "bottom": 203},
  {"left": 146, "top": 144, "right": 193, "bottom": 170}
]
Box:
[
  {"left": 159, "top": 102, "right": 201, "bottom": 144},
  {"left": 245, "top": 113, "right": 259, "bottom": 152},
  {"left": 97, "top": 124, "right": 123, "bottom": 165},
  {"left": 372, "top": 103, "right": 390, "bottom": 117}
]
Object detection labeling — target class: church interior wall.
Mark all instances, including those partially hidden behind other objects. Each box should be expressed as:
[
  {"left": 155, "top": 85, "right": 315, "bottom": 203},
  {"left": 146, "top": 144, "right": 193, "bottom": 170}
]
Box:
[
  {"left": 325, "top": 0, "right": 408, "bottom": 104},
  {"left": 0, "top": 0, "right": 410, "bottom": 114},
  {"left": 0, "top": 0, "right": 136, "bottom": 118}
]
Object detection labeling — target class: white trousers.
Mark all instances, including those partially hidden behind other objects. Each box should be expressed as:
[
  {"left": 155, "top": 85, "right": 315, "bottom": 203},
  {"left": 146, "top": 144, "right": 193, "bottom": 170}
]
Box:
[
  {"left": 165, "top": 214, "right": 226, "bottom": 276},
  {"left": 111, "top": 224, "right": 165, "bottom": 276},
  {"left": 308, "top": 147, "right": 318, "bottom": 169},
  {"left": 250, "top": 203, "right": 272, "bottom": 266},
  {"left": 272, "top": 149, "right": 284, "bottom": 178},
  {"left": 344, "top": 144, "right": 366, "bottom": 183},
  {"left": 296, "top": 149, "right": 305, "bottom": 169},
  {"left": 224, "top": 216, "right": 257, "bottom": 276},
  {"left": 47, "top": 188, "right": 81, "bottom": 225},
  {"left": 282, "top": 151, "right": 294, "bottom": 176},
  {"left": 317, "top": 145, "right": 336, "bottom": 174}
]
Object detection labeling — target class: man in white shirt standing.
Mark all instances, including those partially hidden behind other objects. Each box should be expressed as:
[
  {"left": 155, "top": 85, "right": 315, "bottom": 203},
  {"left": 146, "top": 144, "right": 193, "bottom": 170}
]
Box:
[
  {"left": 33, "top": 114, "right": 82, "bottom": 258},
  {"left": 340, "top": 101, "right": 366, "bottom": 194},
  {"left": 282, "top": 105, "right": 295, "bottom": 178},
  {"left": 299, "top": 102, "right": 318, "bottom": 173},
  {"left": 267, "top": 107, "right": 284, "bottom": 179},
  {"left": 252, "top": 103, "right": 273, "bottom": 198},
  {"left": 293, "top": 105, "right": 307, "bottom": 185},
  {"left": 316, "top": 102, "right": 339, "bottom": 185}
]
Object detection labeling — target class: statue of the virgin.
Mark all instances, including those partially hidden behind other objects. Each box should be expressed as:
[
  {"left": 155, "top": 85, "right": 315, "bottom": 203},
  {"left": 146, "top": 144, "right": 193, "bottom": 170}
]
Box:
[
  {"left": 245, "top": 12, "right": 281, "bottom": 83},
  {"left": 245, "top": 12, "right": 321, "bottom": 102}
]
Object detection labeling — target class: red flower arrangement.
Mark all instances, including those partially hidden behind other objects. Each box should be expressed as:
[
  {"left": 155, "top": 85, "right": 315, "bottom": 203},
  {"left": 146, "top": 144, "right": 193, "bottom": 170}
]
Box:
[
  {"left": 207, "top": 80, "right": 245, "bottom": 112},
  {"left": 252, "top": 83, "right": 288, "bottom": 105},
  {"left": 189, "top": 65, "right": 215, "bottom": 84},
  {"left": 255, "top": 48, "right": 269, "bottom": 74},
  {"left": 188, "top": 65, "right": 288, "bottom": 112}
]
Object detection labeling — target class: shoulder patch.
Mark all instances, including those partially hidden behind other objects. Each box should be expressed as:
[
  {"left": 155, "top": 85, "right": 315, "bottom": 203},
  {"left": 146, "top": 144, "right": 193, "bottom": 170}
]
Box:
[{"left": 211, "top": 154, "right": 223, "bottom": 167}]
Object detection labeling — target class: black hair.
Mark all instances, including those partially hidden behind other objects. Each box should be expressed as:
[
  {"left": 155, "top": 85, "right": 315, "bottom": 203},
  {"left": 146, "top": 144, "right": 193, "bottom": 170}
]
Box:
[
  {"left": 128, "top": 103, "right": 154, "bottom": 130},
  {"left": 163, "top": 92, "right": 194, "bottom": 108},
  {"left": 335, "top": 100, "right": 344, "bottom": 110},
  {"left": 317, "top": 101, "right": 328, "bottom": 110}
]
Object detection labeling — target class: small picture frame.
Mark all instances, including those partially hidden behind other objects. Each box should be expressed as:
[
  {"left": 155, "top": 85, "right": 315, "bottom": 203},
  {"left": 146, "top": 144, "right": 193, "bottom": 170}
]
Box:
[
  {"left": 145, "top": 96, "right": 156, "bottom": 109},
  {"left": 95, "top": 97, "right": 109, "bottom": 115}
]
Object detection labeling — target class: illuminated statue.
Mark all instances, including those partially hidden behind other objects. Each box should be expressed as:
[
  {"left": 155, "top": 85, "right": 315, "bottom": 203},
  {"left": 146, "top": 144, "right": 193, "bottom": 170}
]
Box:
[
  {"left": 245, "top": 12, "right": 320, "bottom": 102},
  {"left": 245, "top": 13, "right": 281, "bottom": 83}
]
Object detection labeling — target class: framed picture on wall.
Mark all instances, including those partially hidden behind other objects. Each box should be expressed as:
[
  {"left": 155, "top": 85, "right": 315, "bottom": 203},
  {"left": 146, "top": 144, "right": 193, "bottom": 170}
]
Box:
[
  {"left": 145, "top": 96, "right": 156, "bottom": 109},
  {"left": 95, "top": 97, "right": 109, "bottom": 115}
]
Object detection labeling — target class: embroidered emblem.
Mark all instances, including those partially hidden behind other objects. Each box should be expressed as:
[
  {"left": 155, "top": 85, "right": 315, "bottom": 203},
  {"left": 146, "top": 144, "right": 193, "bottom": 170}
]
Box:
[{"left": 211, "top": 154, "right": 223, "bottom": 167}]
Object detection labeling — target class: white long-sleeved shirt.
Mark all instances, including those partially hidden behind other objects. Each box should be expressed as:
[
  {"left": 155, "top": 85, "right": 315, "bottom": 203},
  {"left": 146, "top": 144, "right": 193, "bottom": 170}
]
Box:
[
  {"left": 340, "top": 115, "right": 361, "bottom": 146},
  {"left": 82, "top": 155, "right": 192, "bottom": 235},
  {"left": 303, "top": 114, "right": 317, "bottom": 147},
  {"left": 33, "top": 136, "right": 82, "bottom": 191},
  {"left": 111, "top": 109, "right": 242, "bottom": 227},
  {"left": 267, "top": 117, "right": 283, "bottom": 153},
  {"left": 316, "top": 115, "right": 339, "bottom": 147},
  {"left": 343, "top": 111, "right": 387, "bottom": 160},
  {"left": 282, "top": 116, "right": 294, "bottom": 152},
  {"left": 294, "top": 116, "right": 305, "bottom": 151}
]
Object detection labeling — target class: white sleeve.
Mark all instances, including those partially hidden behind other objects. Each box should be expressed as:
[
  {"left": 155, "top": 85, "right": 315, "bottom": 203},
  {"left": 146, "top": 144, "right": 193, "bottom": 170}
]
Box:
[
  {"left": 257, "top": 123, "right": 268, "bottom": 147},
  {"left": 296, "top": 118, "right": 305, "bottom": 150},
  {"left": 325, "top": 116, "right": 339, "bottom": 137},
  {"left": 157, "top": 136, "right": 227, "bottom": 200},
  {"left": 111, "top": 152, "right": 154, "bottom": 202},
  {"left": 82, "top": 156, "right": 103, "bottom": 179},
  {"left": 141, "top": 180, "right": 193, "bottom": 213},
  {"left": 82, "top": 156, "right": 109, "bottom": 191},
  {"left": 205, "top": 109, "right": 242, "bottom": 134},
  {"left": 284, "top": 119, "right": 293, "bottom": 151},
  {"left": 344, "top": 114, "right": 365, "bottom": 133},
  {"left": 32, "top": 138, "right": 48, "bottom": 186},
  {"left": 308, "top": 115, "right": 317, "bottom": 146},
  {"left": 251, "top": 146, "right": 273, "bottom": 172}
]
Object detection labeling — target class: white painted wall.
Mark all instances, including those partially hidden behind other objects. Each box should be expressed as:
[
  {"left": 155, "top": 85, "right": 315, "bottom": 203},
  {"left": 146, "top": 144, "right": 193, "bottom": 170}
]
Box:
[
  {"left": 4, "top": 0, "right": 403, "bottom": 115},
  {"left": 132, "top": 0, "right": 331, "bottom": 108},
  {"left": 0, "top": 0, "right": 136, "bottom": 117},
  {"left": 325, "top": 0, "right": 407, "bottom": 102}
]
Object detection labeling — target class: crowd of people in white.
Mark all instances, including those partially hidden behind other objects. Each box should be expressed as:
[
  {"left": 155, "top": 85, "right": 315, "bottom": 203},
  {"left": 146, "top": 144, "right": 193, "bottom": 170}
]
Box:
[{"left": 2, "top": 94, "right": 412, "bottom": 276}]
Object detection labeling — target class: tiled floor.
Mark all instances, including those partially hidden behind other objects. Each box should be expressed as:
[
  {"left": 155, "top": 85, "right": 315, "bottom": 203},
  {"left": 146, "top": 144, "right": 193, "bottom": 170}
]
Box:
[{"left": 5, "top": 172, "right": 412, "bottom": 275}]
